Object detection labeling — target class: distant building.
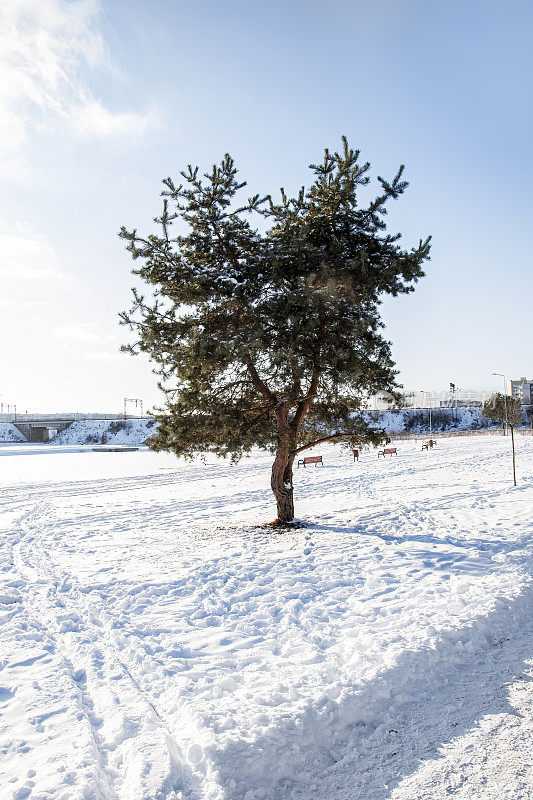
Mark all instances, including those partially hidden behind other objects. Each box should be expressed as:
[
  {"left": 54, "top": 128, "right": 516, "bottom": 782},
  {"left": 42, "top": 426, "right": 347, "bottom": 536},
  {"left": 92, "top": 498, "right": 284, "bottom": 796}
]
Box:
[{"left": 507, "top": 377, "right": 533, "bottom": 404}]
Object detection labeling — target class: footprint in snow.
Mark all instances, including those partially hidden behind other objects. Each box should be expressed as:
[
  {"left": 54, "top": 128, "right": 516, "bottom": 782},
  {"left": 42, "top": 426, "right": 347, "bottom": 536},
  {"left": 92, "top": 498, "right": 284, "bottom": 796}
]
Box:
[{"left": 0, "top": 685, "right": 15, "bottom": 701}]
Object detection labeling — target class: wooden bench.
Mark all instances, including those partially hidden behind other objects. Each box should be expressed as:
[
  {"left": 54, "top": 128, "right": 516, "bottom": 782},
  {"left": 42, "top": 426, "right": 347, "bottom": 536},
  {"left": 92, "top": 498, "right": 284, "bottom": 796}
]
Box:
[
  {"left": 297, "top": 455, "right": 323, "bottom": 468},
  {"left": 378, "top": 447, "right": 397, "bottom": 458},
  {"left": 422, "top": 439, "right": 437, "bottom": 451}
]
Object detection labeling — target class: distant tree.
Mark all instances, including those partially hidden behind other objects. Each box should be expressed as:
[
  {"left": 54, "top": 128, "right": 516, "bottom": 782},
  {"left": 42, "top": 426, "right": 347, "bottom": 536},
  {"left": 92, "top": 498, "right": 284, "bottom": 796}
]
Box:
[
  {"left": 119, "top": 139, "right": 430, "bottom": 523},
  {"left": 483, "top": 392, "right": 523, "bottom": 429}
]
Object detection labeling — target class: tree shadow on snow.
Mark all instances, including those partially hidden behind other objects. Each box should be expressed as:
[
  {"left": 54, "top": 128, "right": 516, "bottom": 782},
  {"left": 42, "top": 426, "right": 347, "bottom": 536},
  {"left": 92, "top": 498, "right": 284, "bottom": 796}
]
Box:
[
  {"left": 305, "top": 504, "right": 531, "bottom": 563},
  {"left": 207, "top": 583, "right": 533, "bottom": 800}
]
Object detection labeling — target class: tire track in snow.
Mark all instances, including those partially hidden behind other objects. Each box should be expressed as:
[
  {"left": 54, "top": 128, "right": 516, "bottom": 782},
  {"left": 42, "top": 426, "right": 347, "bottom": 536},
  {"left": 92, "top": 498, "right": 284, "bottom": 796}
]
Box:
[
  {"left": 2, "top": 502, "right": 118, "bottom": 800},
  {"left": 12, "top": 500, "right": 201, "bottom": 800}
]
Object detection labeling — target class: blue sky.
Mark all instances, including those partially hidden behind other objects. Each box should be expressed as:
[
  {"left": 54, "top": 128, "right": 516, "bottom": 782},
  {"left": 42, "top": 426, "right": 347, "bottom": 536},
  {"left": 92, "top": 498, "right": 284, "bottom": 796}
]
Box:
[{"left": 1, "top": 0, "right": 531, "bottom": 412}]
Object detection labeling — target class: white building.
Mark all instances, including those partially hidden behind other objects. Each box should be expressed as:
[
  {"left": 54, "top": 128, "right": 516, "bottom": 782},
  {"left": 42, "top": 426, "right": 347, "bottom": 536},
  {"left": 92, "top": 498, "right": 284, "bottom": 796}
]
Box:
[{"left": 507, "top": 377, "right": 533, "bottom": 404}]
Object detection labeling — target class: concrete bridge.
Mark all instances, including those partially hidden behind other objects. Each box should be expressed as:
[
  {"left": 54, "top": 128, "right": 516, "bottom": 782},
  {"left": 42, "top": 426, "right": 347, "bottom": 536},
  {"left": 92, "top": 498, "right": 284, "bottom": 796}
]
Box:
[{"left": 0, "top": 413, "right": 138, "bottom": 443}]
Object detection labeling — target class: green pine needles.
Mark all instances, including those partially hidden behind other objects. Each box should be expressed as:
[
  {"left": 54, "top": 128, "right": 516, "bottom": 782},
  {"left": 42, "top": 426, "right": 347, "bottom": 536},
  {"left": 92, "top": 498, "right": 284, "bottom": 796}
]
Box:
[
  {"left": 483, "top": 393, "right": 523, "bottom": 429},
  {"left": 119, "top": 138, "right": 431, "bottom": 523}
]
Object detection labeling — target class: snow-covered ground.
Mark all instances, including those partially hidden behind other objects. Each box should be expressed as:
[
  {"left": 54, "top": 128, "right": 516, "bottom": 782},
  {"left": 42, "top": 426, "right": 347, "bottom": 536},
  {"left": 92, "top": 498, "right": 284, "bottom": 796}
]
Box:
[{"left": 1, "top": 436, "right": 532, "bottom": 800}]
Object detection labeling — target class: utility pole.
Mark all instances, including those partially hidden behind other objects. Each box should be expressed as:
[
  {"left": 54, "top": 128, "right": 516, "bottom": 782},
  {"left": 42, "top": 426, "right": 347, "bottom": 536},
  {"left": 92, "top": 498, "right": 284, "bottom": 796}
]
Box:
[
  {"left": 449, "top": 382, "right": 455, "bottom": 409},
  {"left": 510, "top": 425, "right": 517, "bottom": 486},
  {"left": 450, "top": 382, "right": 458, "bottom": 420},
  {"left": 124, "top": 398, "right": 143, "bottom": 419}
]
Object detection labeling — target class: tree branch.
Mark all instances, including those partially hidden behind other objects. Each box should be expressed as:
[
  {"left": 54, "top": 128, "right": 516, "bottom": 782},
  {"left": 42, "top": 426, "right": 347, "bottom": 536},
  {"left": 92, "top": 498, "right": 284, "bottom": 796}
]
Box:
[
  {"left": 243, "top": 353, "right": 276, "bottom": 403},
  {"left": 292, "top": 369, "right": 320, "bottom": 433},
  {"left": 292, "top": 432, "right": 359, "bottom": 455},
  {"left": 207, "top": 379, "right": 248, "bottom": 401}
]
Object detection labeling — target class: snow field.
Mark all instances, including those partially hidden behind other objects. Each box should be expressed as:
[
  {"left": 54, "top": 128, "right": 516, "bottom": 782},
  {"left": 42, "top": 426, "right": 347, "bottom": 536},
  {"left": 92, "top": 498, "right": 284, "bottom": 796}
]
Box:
[{"left": 0, "top": 435, "right": 532, "bottom": 799}]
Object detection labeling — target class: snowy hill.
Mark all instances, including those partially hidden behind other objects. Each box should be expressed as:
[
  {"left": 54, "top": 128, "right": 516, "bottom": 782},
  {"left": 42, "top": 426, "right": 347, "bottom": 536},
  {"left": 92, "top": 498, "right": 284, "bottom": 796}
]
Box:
[
  {"left": 1, "top": 407, "right": 521, "bottom": 447},
  {"left": 0, "top": 423, "right": 26, "bottom": 443},
  {"left": 368, "top": 406, "right": 497, "bottom": 434},
  {"left": 51, "top": 418, "right": 157, "bottom": 445},
  {"left": 42, "top": 407, "right": 516, "bottom": 446}
]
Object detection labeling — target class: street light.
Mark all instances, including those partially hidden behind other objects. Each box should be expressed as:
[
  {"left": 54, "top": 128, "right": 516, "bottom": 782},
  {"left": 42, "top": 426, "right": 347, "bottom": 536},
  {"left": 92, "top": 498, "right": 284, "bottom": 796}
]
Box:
[
  {"left": 492, "top": 372, "right": 508, "bottom": 433},
  {"left": 449, "top": 382, "right": 460, "bottom": 418},
  {"left": 493, "top": 372, "right": 517, "bottom": 486},
  {"left": 420, "top": 390, "right": 432, "bottom": 435}
]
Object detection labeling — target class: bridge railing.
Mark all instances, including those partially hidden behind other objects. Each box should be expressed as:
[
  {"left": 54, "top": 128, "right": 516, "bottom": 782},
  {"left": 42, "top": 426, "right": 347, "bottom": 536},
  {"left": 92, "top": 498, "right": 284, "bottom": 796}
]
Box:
[{"left": 0, "top": 413, "right": 153, "bottom": 423}]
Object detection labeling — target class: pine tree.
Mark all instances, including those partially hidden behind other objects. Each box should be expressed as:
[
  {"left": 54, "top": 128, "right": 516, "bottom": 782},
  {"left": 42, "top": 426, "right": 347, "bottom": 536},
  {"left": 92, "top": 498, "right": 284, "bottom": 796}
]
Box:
[
  {"left": 119, "top": 138, "right": 430, "bottom": 523},
  {"left": 483, "top": 392, "right": 523, "bottom": 429}
]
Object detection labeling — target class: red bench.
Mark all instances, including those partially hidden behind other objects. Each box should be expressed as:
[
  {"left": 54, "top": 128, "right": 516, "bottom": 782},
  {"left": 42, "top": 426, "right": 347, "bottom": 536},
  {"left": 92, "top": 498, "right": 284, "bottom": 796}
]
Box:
[
  {"left": 378, "top": 447, "right": 397, "bottom": 458},
  {"left": 297, "top": 455, "right": 323, "bottom": 468},
  {"left": 353, "top": 449, "right": 359, "bottom": 461}
]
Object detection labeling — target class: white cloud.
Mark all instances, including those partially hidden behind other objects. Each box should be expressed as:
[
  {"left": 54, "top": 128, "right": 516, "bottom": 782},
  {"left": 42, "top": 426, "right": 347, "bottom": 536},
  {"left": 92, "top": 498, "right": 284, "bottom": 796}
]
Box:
[
  {"left": 85, "top": 350, "right": 123, "bottom": 361},
  {"left": 52, "top": 322, "right": 116, "bottom": 344},
  {"left": 0, "top": 297, "right": 48, "bottom": 308},
  {"left": 0, "top": 0, "right": 156, "bottom": 173},
  {"left": 72, "top": 101, "right": 158, "bottom": 140},
  {"left": 0, "top": 218, "right": 64, "bottom": 281},
  {"left": 52, "top": 323, "right": 125, "bottom": 363}
]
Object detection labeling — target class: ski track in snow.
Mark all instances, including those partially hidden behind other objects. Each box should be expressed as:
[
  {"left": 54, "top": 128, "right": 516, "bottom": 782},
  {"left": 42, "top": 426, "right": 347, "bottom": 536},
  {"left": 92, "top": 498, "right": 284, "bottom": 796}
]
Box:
[{"left": 0, "top": 436, "right": 532, "bottom": 799}]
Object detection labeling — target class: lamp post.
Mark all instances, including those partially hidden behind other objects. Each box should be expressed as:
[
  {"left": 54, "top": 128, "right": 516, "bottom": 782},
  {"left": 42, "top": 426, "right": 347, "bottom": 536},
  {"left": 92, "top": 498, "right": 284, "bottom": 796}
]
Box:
[
  {"left": 492, "top": 372, "right": 517, "bottom": 486},
  {"left": 450, "top": 382, "right": 459, "bottom": 420},
  {"left": 492, "top": 372, "right": 508, "bottom": 434},
  {"left": 420, "top": 390, "right": 432, "bottom": 435}
]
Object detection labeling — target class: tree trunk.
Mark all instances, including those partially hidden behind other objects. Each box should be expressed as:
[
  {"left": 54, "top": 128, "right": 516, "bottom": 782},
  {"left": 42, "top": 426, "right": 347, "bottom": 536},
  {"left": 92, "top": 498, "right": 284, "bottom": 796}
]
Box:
[{"left": 271, "top": 442, "right": 296, "bottom": 523}]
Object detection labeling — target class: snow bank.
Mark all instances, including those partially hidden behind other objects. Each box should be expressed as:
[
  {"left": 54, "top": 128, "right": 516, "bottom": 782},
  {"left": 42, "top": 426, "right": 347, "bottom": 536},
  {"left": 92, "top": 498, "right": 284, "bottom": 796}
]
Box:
[
  {"left": 0, "top": 422, "right": 26, "bottom": 442},
  {"left": 367, "top": 406, "right": 496, "bottom": 434},
  {"left": 48, "top": 407, "right": 500, "bottom": 448},
  {"left": 51, "top": 417, "right": 157, "bottom": 445}
]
